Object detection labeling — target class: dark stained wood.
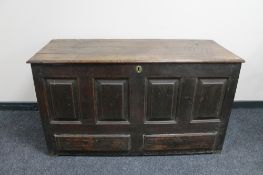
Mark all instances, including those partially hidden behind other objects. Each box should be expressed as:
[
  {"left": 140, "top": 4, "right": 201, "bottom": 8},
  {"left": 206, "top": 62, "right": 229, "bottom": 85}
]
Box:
[
  {"left": 28, "top": 40, "right": 244, "bottom": 155},
  {"left": 175, "top": 78, "right": 197, "bottom": 125},
  {"left": 46, "top": 79, "right": 80, "bottom": 121},
  {"left": 143, "top": 133, "right": 216, "bottom": 151},
  {"left": 146, "top": 79, "right": 179, "bottom": 121},
  {"left": 55, "top": 134, "right": 130, "bottom": 151},
  {"left": 192, "top": 78, "right": 227, "bottom": 120},
  {"left": 27, "top": 39, "right": 245, "bottom": 64},
  {"left": 95, "top": 79, "right": 129, "bottom": 123}
]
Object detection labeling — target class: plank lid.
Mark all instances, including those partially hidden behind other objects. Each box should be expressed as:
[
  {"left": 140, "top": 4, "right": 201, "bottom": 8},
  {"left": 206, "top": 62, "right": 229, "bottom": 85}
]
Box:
[{"left": 27, "top": 39, "right": 245, "bottom": 64}]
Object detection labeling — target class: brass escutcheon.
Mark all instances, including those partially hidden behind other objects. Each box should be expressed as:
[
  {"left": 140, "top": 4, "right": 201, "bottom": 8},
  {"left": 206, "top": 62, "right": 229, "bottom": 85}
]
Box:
[{"left": 135, "top": 65, "right": 143, "bottom": 73}]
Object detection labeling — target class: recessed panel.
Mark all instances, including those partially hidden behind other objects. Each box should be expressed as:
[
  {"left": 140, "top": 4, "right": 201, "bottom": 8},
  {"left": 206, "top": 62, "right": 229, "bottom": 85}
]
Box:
[
  {"left": 193, "top": 78, "right": 227, "bottom": 120},
  {"left": 95, "top": 79, "right": 129, "bottom": 122},
  {"left": 146, "top": 79, "right": 179, "bottom": 121},
  {"left": 55, "top": 134, "right": 131, "bottom": 152},
  {"left": 46, "top": 79, "right": 79, "bottom": 121},
  {"left": 143, "top": 133, "right": 216, "bottom": 151}
]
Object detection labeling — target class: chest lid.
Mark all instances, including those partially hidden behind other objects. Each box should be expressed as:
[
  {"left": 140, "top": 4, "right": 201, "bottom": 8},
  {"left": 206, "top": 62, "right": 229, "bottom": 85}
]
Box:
[{"left": 27, "top": 39, "right": 244, "bottom": 64}]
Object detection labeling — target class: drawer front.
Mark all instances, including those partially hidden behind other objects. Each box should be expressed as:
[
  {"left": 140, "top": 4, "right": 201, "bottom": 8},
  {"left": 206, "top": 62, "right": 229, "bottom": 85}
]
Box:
[
  {"left": 54, "top": 134, "right": 131, "bottom": 152},
  {"left": 31, "top": 63, "right": 241, "bottom": 155},
  {"left": 143, "top": 133, "right": 216, "bottom": 151}
]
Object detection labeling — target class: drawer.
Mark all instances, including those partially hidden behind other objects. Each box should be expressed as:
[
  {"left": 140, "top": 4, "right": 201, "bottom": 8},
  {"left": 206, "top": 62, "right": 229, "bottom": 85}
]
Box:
[
  {"left": 54, "top": 134, "right": 131, "bottom": 152},
  {"left": 143, "top": 133, "right": 216, "bottom": 151}
]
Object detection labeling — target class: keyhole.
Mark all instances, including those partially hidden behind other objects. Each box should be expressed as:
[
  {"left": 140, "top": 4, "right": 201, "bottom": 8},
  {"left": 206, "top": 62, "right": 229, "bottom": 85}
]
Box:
[{"left": 136, "top": 65, "right": 142, "bottom": 73}]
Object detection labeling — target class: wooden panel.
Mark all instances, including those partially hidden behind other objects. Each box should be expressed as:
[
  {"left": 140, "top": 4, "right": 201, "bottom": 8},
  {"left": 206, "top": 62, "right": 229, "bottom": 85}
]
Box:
[
  {"left": 192, "top": 78, "right": 227, "bottom": 120},
  {"left": 176, "top": 78, "right": 197, "bottom": 124},
  {"left": 55, "top": 134, "right": 131, "bottom": 151},
  {"left": 145, "top": 79, "right": 179, "bottom": 121},
  {"left": 30, "top": 59, "right": 242, "bottom": 155},
  {"left": 46, "top": 79, "right": 79, "bottom": 121},
  {"left": 27, "top": 39, "right": 245, "bottom": 63},
  {"left": 95, "top": 79, "right": 129, "bottom": 122},
  {"left": 143, "top": 133, "right": 216, "bottom": 151}
]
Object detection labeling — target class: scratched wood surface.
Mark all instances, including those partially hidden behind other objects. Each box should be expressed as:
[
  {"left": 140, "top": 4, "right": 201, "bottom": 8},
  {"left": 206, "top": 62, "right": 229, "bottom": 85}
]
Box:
[
  {"left": 30, "top": 63, "right": 242, "bottom": 155},
  {"left": 28, "top": 39, "right": 244, "bottom": 155},
  {"left": 27, "top": 39, "right": 244, "bottom": 64}
]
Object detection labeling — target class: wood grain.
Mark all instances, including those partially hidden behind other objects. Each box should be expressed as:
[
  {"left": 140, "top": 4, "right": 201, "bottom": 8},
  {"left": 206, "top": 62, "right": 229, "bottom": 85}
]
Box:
[
  {"left": 55, "top": 134, "right": 131, "bottom": 151},
  {"left": 28, "top": 40, "right": 243, "bottom": 155},
  {"left": 143, "top": 133, "right": 216, "bottom": 151},
  {"left": 27, "top": 39, "right": 244, "bottom": 63}
]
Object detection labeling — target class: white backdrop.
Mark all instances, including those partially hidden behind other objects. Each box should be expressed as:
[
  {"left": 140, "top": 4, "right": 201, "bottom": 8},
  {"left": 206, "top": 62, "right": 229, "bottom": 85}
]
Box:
[{"left": 0, "top": 0, "right": 262, "bottom": 101}]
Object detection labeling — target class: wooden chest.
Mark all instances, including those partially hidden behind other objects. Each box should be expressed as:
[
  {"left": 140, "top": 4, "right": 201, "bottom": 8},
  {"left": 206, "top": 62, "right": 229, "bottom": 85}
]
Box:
[{"left": 27, "top": 39, "right": 244, "bottom": 155}]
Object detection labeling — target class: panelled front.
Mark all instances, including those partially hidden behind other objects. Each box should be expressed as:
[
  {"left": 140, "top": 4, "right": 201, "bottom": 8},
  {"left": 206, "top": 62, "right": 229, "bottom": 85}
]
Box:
[
  {"left": 32, "top": 63, "right": 241, "bottom": 155},
  {"left": 34, "top": 64, "right": 135, "bottom": 154},
  {"left": 143, "top": 78, "right": 228, "bottom": 125},
  {"left": 140, "top": 64, "right": 233, "bottom": 153}
]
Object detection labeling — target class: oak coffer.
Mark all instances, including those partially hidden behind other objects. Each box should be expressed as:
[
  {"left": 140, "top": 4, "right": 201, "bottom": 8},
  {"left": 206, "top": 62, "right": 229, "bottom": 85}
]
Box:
[{"left": 27, "top": 39, "right": 244, "bottom": 155}]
